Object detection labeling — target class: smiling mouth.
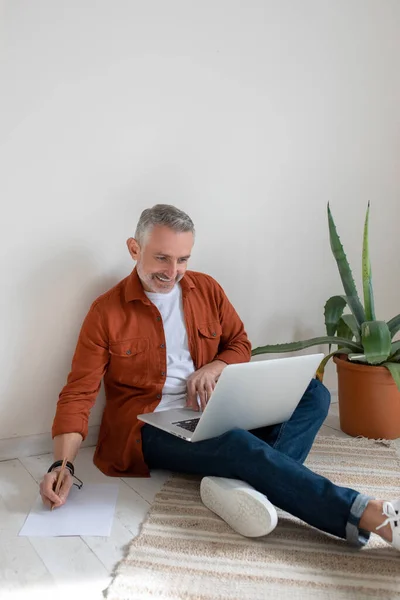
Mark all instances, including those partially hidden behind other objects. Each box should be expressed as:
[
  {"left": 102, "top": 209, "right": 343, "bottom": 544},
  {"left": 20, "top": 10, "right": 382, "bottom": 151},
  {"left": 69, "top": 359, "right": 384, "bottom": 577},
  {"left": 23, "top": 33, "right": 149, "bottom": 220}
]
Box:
[{"left": 155, "top": 274, "right": 173, "bottom": 283}]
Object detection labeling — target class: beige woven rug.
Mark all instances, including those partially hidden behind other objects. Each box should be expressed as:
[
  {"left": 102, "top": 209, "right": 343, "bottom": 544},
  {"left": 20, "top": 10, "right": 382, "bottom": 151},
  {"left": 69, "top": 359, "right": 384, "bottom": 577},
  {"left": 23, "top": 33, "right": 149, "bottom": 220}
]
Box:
[{"left": 106, "top": 437, "right": 400, "bottom": 600}]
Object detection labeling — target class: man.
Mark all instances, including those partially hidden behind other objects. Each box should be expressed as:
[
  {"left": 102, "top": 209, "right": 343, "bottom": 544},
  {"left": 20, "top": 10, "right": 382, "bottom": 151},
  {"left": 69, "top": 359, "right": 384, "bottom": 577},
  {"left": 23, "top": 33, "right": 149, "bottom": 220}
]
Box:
[{"left": 40, "top": 205, "right": 399, "bottom": 549}]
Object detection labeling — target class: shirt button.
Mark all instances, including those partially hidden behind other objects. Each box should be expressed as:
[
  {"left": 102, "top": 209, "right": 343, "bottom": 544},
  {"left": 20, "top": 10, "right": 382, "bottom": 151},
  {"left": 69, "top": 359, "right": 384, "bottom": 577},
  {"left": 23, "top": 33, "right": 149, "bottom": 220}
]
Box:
[
  {"left": 126, "top": 349, "right": 131, "bottom": 355},
  {"left": 156, "top": 394, "right": 161, "bottom": 399},
  {"left": 156, "top": 316, "right": 161, "bottom": 321},
  {"left": 161, "top": 371, "right": 166, "bottom": 376},
  {"left": 212, "top": 332, "right": 217, "bottom": 337},
  {"left": 160, "top": 344, "right": 165, "bottom": 348}
]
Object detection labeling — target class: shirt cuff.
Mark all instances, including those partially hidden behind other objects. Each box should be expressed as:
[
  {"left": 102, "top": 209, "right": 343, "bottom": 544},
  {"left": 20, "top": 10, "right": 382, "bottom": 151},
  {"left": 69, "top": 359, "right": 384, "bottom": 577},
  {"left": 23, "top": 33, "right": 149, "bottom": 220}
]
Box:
[
  {"left": 215, "top": 349, "right": 251, "bottom": 365},
  {"left": 52, "top": 416, "right": 88, "bottom": 441}
]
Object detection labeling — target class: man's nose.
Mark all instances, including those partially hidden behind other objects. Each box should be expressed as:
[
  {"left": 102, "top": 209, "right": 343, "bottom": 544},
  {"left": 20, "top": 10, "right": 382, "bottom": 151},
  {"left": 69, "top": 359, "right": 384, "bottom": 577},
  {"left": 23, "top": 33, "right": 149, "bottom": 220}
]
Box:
[{"left": 165, "top": 262, "right": 178, "bottom": 279}]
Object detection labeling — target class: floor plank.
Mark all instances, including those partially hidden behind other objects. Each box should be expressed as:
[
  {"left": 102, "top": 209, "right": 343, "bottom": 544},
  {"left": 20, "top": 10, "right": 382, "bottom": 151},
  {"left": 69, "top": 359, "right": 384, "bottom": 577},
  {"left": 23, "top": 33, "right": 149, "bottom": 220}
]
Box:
[
  {"left": 122, "top": 469, "right": 171, "bottom": 503},
  {"left": 83, "top": 480, "right": 151, "bottom": 571},
  {"left": 0, "top": 460, "right": 55, "bottom": 594},
  {"left": 112, "top": 480, "right": 151, "bottom": 534},
  {"left": 28, "top": 536, "right": 109, "bottom": 589},
  {"left": 319, "top": 424, "right": 349, "bottom": 438},
  {"left": 82, "top": 514, "right": 134, "bottom": 573},
  {"left": 323, "top": 403, "right": 341, "bottom": 431},
  {"left": 0, "top": 459, "right": 40, "bottom": 534},
  {"left": 0, "top": 532, "right": 53, "bottom": 592}
]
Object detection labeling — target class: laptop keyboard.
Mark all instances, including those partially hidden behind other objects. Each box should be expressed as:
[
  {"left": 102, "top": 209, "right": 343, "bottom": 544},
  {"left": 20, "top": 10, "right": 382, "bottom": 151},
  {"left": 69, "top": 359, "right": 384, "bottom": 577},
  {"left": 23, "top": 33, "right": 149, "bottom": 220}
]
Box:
[{"left": 172, "top": 418, "right": 201, "bottom": 433}]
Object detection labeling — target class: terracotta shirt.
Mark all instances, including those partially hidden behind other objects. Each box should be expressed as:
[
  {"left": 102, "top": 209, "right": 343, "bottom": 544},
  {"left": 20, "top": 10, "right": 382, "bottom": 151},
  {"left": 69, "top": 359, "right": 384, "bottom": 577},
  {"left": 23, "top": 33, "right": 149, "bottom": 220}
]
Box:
[{"left": 52, "top": 269, "right": 252, "bottom": 477}]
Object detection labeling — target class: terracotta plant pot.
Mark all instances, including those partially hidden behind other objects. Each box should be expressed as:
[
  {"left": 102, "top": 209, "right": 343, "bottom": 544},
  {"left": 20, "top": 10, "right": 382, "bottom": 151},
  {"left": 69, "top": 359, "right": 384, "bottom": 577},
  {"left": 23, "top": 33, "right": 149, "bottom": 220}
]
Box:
[{"left": 333, "top": 355, "right": 400, "bottom": 439}]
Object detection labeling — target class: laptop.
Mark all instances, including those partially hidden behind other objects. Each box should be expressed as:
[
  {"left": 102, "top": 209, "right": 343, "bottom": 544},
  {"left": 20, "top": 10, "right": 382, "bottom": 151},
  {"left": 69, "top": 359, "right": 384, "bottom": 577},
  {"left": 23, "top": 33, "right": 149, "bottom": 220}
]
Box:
[{"left": 138, "top": 353, "right": 324, "bottom": 442}]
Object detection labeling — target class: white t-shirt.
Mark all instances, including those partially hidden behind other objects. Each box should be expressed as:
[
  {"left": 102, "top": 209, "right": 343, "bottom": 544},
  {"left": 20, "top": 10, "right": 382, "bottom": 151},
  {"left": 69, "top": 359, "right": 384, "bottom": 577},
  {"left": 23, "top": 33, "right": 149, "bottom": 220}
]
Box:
[{"left": 144, "top": 284, "right": 195, "bottom": 412}]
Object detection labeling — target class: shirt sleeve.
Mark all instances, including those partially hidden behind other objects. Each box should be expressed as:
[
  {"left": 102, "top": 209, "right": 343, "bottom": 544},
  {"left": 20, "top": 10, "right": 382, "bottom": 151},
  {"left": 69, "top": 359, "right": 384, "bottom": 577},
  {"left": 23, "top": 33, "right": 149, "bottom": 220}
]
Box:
[
  {"left": 214, "top": 282, "right": 252, "bottom": 365},
  {"left": 52, "top": 301, "right": 109, "bottom": 440}
]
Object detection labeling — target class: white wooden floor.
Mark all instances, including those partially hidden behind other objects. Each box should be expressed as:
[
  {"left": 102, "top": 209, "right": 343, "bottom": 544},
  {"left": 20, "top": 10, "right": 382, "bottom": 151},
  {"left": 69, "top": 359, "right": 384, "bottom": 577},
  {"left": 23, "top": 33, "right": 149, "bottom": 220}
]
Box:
[{"left": 0, "top": 404, "right": 353, "bottom": 600}]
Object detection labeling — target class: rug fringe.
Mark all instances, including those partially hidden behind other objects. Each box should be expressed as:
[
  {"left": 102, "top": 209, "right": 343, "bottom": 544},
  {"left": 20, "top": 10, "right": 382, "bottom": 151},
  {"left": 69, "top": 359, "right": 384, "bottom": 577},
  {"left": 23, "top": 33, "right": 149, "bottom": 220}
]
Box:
[
  {"left": 354, "top": 435, "right": 393, "bottom": 447},
  {"left": 319, "top": 434, "right": 394, "bottom": 448}
]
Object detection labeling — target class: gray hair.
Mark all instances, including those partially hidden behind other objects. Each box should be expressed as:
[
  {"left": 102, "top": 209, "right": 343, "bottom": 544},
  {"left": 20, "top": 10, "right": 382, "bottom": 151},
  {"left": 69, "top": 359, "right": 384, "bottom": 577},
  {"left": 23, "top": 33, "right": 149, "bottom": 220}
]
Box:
[{"left": 135, "top": 204, "right": 195, "bottom": 245}]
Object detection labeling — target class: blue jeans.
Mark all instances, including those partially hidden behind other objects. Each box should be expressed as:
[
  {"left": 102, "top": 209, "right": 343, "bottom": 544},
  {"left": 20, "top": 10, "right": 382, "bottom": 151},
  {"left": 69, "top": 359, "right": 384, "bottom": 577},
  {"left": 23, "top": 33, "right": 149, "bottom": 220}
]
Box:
[{"left": 141, "top": 379, "right": 371, "bottom": 546}]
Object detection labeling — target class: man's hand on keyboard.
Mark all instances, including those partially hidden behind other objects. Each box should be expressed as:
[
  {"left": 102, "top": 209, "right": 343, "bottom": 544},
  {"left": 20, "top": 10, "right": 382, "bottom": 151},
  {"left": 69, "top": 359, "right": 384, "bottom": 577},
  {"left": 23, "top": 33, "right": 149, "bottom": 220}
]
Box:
[{"left": 186, "top": 360, "right": 227, "bottom": 411}]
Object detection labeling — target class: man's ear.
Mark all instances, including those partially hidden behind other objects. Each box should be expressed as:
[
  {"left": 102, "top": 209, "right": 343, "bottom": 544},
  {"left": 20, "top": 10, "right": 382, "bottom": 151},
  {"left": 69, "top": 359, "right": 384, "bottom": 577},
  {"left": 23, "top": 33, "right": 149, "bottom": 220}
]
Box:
[{"left": 126, "top": 237, "right": 140, "bottom": 261}]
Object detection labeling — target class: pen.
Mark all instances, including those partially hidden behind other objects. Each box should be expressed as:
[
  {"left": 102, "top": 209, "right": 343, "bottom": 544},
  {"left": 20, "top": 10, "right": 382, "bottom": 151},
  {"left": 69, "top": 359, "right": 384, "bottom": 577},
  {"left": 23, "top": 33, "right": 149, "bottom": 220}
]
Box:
[{"left": 51, "top": 457, "right": 67, "bottom": 511}]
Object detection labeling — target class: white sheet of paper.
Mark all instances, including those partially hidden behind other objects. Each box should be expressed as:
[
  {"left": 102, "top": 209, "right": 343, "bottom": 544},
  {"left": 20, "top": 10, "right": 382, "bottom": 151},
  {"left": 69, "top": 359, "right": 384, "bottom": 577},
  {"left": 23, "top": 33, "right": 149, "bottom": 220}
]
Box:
[{"left": 19, "top": 483, "right": 119, "bottom": 537}]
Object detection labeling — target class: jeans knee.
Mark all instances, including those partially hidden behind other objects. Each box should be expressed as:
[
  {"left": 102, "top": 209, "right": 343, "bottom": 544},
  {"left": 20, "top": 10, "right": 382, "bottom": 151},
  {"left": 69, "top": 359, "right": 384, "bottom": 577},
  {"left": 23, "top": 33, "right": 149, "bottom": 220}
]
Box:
[
  {"left": 311, "top": 378, "right": 331, "bottom": 421},
  {"left": 220, "top": 428, "right": 256, "bottom": 454},
  {"left": 222, "top": 428, "right": 250, "bottom": 445}
]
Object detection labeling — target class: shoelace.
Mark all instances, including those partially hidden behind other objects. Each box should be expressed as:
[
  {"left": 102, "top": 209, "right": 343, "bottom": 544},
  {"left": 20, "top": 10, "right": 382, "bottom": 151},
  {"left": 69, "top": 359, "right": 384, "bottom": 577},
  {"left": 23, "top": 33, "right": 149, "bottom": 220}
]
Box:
[{"left": 376, "top": 501, "right": 399, "bottom": 532}]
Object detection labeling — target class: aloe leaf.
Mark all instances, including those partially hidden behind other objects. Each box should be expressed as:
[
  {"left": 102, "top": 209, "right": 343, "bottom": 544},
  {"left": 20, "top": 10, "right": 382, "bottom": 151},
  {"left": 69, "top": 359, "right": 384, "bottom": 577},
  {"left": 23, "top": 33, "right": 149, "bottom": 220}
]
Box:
[
  {"left": 390, "top": 340, "right": 400, "bottom": 355},
  {"left": 387, "top": 313, "right": 400, "bottom": 339},
  {"left": 389, "top": 341, "right": 400, "bottom": 361},
  {"left": 251, "top": 336, "right": 363, "bottom": 357},
  {"left": 362, "top": 202, "right": 376, "bottom": 321},
  {"left": 361, "top": 321, "right": 391, "bottom": 364},
  {"left": 324, "top": 296, "right": 348, "bottom": 351},
  {"left": 316, "top": 348, "right": 352, "bottom": 381},
  {"left": 324, "top": 296, "right": 347, "bottom": 337},
  {"left": 341, "top": 313, "right": 361, "bottom": 343},
  {"left": 327, "top": 204, "right": 366, "bottom": 327},
  {"left": 382, "top": 362, "right": 400, "bottom": 392},
  {"left": 336, "top": 317, "right": 353, "bottom": 341}
]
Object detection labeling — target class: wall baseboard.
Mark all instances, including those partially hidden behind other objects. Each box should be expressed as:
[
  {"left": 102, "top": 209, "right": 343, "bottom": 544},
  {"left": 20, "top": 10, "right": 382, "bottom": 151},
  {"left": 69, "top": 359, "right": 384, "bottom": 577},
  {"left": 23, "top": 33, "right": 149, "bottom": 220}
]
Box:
[
  {"left": 331, "top": 390, "right": 338, "bottom": 402},
  {"left": 0, "top": 425, "right": 100, "bottom": 462}
]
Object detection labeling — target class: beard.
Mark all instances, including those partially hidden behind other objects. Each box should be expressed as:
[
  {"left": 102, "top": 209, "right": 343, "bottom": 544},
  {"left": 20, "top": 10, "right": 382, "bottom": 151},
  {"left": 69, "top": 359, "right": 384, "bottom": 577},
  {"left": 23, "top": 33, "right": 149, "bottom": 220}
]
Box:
[{"left": 137, "top": 265, "right": 184, "bottom": 293}]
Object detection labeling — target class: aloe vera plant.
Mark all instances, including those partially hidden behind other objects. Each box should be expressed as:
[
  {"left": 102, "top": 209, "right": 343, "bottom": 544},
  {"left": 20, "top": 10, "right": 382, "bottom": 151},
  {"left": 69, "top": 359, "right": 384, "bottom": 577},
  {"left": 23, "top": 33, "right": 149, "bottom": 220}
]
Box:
[{"left": 252, "top": 204, "right": 400, "bottom": 390}]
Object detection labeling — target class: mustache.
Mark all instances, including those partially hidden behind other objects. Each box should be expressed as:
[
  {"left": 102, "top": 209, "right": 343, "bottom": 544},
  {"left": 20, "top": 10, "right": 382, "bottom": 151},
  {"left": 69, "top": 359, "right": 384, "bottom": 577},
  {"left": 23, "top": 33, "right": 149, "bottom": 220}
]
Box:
[
  {"left": 153, "top": 273, "right": 175, "bottom": 282},
  {"left": 153, "top": 273, "right": 184, "bottom": 283}
]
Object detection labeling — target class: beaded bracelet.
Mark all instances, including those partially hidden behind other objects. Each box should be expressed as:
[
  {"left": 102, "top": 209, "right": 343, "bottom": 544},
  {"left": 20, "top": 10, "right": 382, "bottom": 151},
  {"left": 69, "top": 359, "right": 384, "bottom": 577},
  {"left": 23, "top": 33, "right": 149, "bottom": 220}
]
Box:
[
  {"left": 47, "top": 460, "right": 83, "bottom": 489},
  {"left": 48, "top": 460, "right": 74, "bottom": 476}
]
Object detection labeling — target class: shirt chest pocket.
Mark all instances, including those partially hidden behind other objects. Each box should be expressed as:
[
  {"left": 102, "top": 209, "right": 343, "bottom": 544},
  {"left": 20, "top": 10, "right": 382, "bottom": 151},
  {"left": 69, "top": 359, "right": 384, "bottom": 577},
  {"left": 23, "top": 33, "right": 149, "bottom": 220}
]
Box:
[
  {"left": 108, "top": 338, "right": 149, "bottom": 387},
  {"left": 197, "top": 322, "right": 223, "bottom": 365}
]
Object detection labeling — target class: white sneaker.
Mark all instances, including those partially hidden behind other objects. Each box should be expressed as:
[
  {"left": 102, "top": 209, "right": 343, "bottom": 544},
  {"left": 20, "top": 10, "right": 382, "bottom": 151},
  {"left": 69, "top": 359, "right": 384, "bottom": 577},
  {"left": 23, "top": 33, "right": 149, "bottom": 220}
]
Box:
[
  {"left": 376, "top": 499, "right": 400, "bottom": 550},
  {"left": 200, "top": 476, "right": 278, "bottom": 538}
]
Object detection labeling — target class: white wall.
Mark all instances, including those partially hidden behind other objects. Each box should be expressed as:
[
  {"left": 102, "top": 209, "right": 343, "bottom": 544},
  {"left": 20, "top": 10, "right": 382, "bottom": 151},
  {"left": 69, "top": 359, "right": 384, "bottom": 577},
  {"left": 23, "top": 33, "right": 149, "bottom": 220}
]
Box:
[{"left": 1, "top": 0, "right": 399, "bottom": 441}]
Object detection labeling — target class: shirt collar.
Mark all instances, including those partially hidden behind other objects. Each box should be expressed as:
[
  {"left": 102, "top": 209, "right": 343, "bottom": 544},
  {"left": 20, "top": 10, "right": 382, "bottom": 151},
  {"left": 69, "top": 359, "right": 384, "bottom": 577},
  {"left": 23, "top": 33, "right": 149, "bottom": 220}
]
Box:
[{"left": 124, "top": 268, "right": 196, "bottom": 303}]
